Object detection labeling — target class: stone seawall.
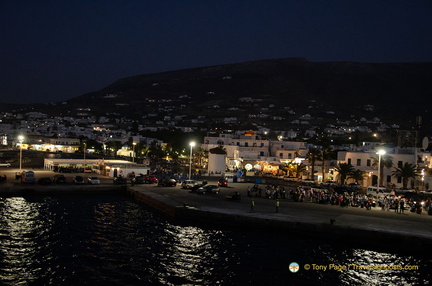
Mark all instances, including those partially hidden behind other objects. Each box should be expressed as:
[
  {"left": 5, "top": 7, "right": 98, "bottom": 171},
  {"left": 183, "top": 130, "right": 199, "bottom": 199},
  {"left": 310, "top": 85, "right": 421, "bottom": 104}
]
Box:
[
  {"left": 127, "top": 187, "right": 432, "bottom": 254},
  {"left": 174, "top": 206, "right": 432, "bottom": 252}
]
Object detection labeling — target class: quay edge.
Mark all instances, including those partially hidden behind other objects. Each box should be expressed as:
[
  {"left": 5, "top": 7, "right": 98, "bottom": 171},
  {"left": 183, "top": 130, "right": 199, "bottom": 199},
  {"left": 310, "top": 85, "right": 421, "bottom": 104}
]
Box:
[{"left": 127, "top": 186, "right": 432, "bottom": 254}]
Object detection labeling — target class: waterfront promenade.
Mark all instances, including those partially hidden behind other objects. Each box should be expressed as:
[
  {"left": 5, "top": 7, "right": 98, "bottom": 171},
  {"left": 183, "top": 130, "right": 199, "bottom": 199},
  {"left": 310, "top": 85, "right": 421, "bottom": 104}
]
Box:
[
  {"left": 126, "top": 180, "right": 432, "bottom": 253},
  {"left": 1, "top": 169, "right": 431, "bottom": 253}
]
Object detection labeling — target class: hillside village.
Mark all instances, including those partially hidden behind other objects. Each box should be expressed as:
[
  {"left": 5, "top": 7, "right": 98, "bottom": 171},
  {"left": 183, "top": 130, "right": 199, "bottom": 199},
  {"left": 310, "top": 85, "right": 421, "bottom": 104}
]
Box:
[{"left": 1, "top": 93, "right": 431, "bottom": 191}]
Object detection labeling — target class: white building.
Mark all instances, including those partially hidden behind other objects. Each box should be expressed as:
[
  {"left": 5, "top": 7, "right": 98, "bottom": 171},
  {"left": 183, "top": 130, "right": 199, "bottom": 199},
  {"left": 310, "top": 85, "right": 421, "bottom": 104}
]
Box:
[{"left": 337, "top": 147, "right": 431, "bottom": 190}]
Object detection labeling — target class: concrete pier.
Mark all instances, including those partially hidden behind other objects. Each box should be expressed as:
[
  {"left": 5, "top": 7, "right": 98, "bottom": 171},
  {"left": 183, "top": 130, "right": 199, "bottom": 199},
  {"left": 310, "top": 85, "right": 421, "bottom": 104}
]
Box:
[{"left": 126, "top": 183, "right": 432, "bottom": 254}]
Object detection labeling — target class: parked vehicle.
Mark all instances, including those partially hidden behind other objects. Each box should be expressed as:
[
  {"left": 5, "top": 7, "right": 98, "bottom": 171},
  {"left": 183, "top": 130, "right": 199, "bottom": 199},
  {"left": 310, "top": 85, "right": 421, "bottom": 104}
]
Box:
[
  {"left": 321, "top": 181, "right": 338, "bottom": 188},
  {"left": 301, "top": 179, "right": 315, "bottom": 185},
  {"left": 53, "top": 174, "right": 67, "bottom": 184},
  {"left": 226, "top": 191, "right": 241, "bottom": 201},
  {"left": 190, "top": 183, "right": 206, "bottom": 193},
  {"left": 283, "top": 176, "right": 298, "bottom": 182},
  {"left": 158, "top": 178, "right": 177, "bottom": 187},
  {"left": 366, "top": 186, "right": 392, "bottom": 198},
  {"left": 218, "top": 178, "right": 228, "bottom": 187},
  {"left": 21, "top": 171, "right": 35, "bottom": 184},
  {"left": 197, "top": 184, "right": 220, "bottom": 194},
  {"left": 73, "top": 176, "right": 85, "bottom": 184},
  {"left": 395, "top": 188, "right": 415, "bottom": 195},
  {"left": 133, "top": 175, "right": 146, "bottom": 184},
  {"left": 113, "top": 176, "right": 128, "bottom": 185},
  {"left": 38, "top": 177, "right": 52, "bottom": 185},
  {"left": 0, "top": 163, "right": 11, "bottom": 167},
  {"left": 181, "top": 180, "right": 197, "bottom": 189},
  {"left": 345, "top": 182, "right": 362, "bottom": 190},
  {"left": 87, "top": 176, "right": 100, "bottom": 185},
  {"left": 144, "top": 175, "right": 158, "bottom": 184}
]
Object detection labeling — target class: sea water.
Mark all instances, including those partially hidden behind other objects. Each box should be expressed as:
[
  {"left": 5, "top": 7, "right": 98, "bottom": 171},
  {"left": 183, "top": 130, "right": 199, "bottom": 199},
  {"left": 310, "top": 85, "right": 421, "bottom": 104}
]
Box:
[{"left": 0, "top": 193, "right": 431, "bottom": 285}]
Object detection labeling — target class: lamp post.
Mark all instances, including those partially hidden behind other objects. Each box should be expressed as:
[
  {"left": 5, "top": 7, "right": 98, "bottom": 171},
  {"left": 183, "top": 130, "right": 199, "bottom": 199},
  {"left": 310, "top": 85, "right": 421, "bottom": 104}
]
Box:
[
  {"left": 377, "top": 149, "right": 386, "bottom": 188},
  {"left": 189, "top": 142, "right": 195, "bottom": 179},
  {"left": 133, "top": 142, "right": 137, "bottom": 162},
  {"left": 18, "top": 135, "right": 24, "bottom": 171},
  {"left": 83, "top": 142, "right": 86, "bottom": 162}
]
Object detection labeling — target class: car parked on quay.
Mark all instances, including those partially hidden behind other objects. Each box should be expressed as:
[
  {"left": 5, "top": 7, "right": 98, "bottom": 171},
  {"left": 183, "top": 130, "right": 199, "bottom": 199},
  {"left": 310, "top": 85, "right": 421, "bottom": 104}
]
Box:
[
  {"left": 181, "top": 180, "right": 198, "bottom": 189},
  {"left": 320, "top": 181, "right": 338, "bottom": 188},
  {"left": 87, "top": 176, "right": 100, "bottom": 185},
  {"left": 283, "top": 176, "right": 298, "bottom": 182},
  {"left": 301, "top": 179, "right": 315, "bottom": 185},
  {"left": 196, "top": 184, "right": 220, "bottom": 194},
  {"left": 38, "top": 177, "right": 52, "bottom": 185},
  {"left": 189, "top": 182, "right": 207, "bottom": 193},
  {"left": 158, "top": 178, "right": 177, "bottom": 187},
  {"left": 144, "top": 175, "right": 159, "bottom": 184},
  {"left": 218, "top": 178, "right": 228, "bottom": 187},
  {"left": 113, "top": 176, "right": 128, "bottom": 185},
  {"left": 73, "top": 175, "right": 85, "bottom": 184},
  {"left": 53, "top": 174, "right": 67, "bottom": 184},
  {"left": 133, "top": 175, "right": 146, "bottom": 184}
]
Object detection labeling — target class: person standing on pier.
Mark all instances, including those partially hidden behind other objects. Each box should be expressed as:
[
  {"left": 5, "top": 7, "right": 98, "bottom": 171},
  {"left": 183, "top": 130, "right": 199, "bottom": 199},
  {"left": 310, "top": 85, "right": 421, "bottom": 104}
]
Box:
[
  {"left": 275, "top": 199, "right": 279, "bottom": 213},
  {"left": 250, "top": 199, "right": 255, "bottom": 213}
]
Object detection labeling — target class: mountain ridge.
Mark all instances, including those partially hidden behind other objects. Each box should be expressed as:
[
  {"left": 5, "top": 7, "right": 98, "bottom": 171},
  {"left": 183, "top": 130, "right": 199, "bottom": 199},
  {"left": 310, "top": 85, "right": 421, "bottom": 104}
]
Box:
[{"left": 3, "top": 58, "right": 432, "bottom": 129}]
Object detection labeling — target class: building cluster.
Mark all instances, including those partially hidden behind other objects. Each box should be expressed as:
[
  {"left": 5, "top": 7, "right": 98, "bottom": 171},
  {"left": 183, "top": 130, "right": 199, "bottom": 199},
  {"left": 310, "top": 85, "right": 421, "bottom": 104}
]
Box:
[
  {"left": 202, "top": 132, "right": 431, "bottom": 191},
  {"left": 0, "top": 110, "right": 162, "bottom": 155},
  {"left": 0, "top": 99, "right": 431, "bottom": 190}
]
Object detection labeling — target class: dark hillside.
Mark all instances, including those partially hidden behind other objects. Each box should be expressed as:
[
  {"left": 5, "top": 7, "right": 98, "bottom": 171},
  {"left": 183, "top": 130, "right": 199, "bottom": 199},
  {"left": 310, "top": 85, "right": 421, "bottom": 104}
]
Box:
[{"left": 3, "top": 58, "right": 431, "bottom": 129}]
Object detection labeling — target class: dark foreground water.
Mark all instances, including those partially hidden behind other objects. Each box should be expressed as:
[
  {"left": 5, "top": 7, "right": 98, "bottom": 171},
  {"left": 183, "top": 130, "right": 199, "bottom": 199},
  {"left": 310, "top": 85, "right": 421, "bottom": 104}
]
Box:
[{"left": 0, "top": 193, "right": 431, "bottom": 286}]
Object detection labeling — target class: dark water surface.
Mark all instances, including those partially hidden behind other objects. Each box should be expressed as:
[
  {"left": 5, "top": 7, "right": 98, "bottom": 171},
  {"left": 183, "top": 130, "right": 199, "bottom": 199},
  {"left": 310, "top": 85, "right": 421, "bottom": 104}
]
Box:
[{"left": 1, "top": 193, "right": 431, "bottom": 285}]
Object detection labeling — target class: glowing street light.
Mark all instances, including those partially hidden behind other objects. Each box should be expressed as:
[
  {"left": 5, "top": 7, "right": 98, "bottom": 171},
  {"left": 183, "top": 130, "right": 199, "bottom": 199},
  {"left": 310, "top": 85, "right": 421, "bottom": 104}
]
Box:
[
  {"left": 376, "top": 149, "right": 386, "bottom": 188},
  {"left": 132, "top": 142, "right": 137, "bottom": 162},
  {"left": 18, "top": 135, "right": 24, "bottom": 171},
  {"left": 189, "top": 142, "right": 196, "bottom": 179}
]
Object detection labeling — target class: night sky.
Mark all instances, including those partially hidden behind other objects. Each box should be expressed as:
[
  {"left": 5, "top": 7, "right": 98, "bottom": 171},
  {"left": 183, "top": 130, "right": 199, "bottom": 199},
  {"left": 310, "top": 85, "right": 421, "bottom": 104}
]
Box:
[{"left": 1, "top": 0, "right": 431, "bottom": 104}]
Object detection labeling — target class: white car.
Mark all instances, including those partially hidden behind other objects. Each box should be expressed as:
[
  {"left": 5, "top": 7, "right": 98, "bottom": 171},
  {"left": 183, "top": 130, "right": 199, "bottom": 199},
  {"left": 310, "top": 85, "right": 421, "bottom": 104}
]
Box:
[
  {"left": 0, "top": 163, "right": 11, "bottom": 167},
  {"left": 181, "top": 180, "right": 197, "bottom": 189},
  {"left": 87, "top": 176, "right": 100, "bottom": 185}
]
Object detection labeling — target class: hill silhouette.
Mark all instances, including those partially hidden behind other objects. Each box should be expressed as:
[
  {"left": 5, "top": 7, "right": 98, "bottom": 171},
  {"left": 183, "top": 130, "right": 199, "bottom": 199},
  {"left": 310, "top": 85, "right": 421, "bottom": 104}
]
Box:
[
  {"left": 3, "top": 58, "right": 431, "bottom": 129},
  {"left": 68, "top": 58, "right": 432, "bottom": 119}
]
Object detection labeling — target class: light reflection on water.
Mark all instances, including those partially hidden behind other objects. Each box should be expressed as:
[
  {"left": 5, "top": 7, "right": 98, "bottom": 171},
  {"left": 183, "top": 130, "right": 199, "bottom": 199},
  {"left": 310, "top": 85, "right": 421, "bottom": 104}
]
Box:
[{"left": 0, "top": 194, "right": 431, "bottom": 286}]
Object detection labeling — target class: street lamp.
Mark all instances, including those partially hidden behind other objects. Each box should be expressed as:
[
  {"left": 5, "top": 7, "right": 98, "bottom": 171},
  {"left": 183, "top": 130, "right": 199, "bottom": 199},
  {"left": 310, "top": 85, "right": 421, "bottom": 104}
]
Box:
[
  {"left": 377, "top": 149, "right": 386, "bottom": 188},
  {"left": 18, "top": 135, "right": 24, "bottom": 171},
  {"left": 189, "top": 141, "right": 195, "bottom": 179},
  {"left": 83, "top": 142, "right": 86, "bottom": 162},
  {"left": 133, "top": 142, "right": 137, "bottom": 162}
]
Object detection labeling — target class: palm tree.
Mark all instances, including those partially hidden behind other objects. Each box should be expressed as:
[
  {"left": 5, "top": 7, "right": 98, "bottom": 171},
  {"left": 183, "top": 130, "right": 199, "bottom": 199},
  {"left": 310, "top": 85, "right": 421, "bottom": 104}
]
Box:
[
  {"left": 320, "top": 147, "right": 334, "bottom": 182},
  {"left": 194, "top": 147, "right": 208, "bottom": 169},
  {"left": 392, "top": 162, "right": 420, "bottom": 188},
  {"left": 306, "top": 148, "right": 321, "bottom": 180},
  {"left": 292, "top": 163, "right": 307, "bottom": 179},
  {"left": 105, "top": 140, "right": 123, "bottom": 157},
  {"left": 372, "top": 154, "right": 393, "bottom": 186},
  {"left": 349, "top": 169, "right": 367, "bottom": 184},
  {"left": 335, "top": 163, "right": 355, "bottom": 185}
]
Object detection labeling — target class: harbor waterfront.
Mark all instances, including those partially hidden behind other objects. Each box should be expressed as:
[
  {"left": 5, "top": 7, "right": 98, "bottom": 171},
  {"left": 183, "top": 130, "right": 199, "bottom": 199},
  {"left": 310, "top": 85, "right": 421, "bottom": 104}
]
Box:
[
  {"left": 1, "top": 170, "right": 432, "bottom": 285},
  {"left": 1, "top": 170, "right": 432, "bottom": 252}
]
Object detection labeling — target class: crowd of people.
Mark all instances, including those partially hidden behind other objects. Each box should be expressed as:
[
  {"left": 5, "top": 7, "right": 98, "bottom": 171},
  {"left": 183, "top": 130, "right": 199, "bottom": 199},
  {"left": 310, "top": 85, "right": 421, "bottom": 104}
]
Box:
[{"left": 246, "top": 183, "right": 432, "bottom": 214}]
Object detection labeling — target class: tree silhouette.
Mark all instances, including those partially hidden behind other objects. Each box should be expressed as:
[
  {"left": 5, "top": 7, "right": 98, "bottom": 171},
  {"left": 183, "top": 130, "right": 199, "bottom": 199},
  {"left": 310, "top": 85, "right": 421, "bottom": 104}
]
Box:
[
  {"left": 392, "top": 162, "right": 420, "bottom": 189},
  {"left": 335, "top": 163, "right": 355, "bottom": 185}
]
